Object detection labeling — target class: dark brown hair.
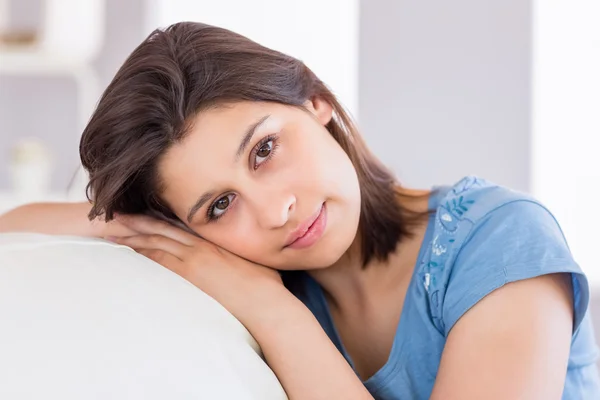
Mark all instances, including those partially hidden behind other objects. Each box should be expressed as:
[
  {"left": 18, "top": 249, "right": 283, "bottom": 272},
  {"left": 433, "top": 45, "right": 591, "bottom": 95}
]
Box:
[{"left": 80, "top": 21, "right": 426, "bottom": 270}]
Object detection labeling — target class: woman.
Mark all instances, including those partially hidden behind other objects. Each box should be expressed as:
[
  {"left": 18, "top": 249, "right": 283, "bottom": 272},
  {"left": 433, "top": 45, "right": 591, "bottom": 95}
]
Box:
[{"left": 1, "top": 22, "right": 598, "bottom": 399}]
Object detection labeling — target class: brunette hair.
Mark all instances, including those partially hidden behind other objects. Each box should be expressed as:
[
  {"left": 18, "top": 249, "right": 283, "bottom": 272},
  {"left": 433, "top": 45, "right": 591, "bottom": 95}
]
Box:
[{"left": 80, "top": 21, "right": 425, "bottom": 269}]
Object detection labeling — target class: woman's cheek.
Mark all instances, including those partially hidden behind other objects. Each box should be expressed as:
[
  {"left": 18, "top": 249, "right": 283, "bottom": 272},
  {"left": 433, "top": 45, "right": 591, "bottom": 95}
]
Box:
[{"left": 215, "top": 216, "right": 259, "bottom": 254}]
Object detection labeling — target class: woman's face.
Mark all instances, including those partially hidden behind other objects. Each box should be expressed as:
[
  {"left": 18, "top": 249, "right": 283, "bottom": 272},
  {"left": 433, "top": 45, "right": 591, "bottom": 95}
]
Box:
[{"left": 159, "top": 99, "right": 361, "bottom": 271}]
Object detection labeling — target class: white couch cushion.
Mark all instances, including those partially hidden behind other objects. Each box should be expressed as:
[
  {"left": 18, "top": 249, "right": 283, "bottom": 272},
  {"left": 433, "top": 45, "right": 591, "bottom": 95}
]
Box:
[{"left": 0, "top": 233, "right": 287, "bottom": 400}]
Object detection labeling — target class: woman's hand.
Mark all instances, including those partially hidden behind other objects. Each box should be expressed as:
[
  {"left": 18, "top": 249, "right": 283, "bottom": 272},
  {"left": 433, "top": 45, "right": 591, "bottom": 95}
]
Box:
[{"left": 106, "top": 213, "right": 287, "bottom": 330}]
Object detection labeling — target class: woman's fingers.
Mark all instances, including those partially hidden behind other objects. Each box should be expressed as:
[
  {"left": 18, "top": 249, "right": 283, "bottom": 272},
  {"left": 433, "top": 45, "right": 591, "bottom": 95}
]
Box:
[
  {"left": 113, "top": 234, "right": 189, "bottom": 261},
  {"left": 115, "top": 214, "right": 197, "bottom": 246},
  {"left": 137, "top": 248, "right": 171, "bottom": 264},
  {"left": 136, "top": 248, "right": 189, "bottom": 276}
]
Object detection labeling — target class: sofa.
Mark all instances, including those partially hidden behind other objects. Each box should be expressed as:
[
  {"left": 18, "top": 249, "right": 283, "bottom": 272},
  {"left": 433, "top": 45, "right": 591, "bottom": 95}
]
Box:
[{"left": 0, "top": 233, "right": 287, "bottom": 399}]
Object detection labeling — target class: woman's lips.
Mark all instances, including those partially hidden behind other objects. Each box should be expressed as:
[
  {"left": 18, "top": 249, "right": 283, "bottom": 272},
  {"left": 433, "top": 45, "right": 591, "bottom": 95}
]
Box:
[{"left": 285, "top": 203, "right": 327, "bottom": 250}]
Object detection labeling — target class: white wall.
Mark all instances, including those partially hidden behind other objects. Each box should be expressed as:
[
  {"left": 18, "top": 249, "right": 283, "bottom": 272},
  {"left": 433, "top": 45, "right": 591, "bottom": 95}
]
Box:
[
  {"left": 145, "top": 0, "right": 359, "bottom": 117},
  {"left": 531, "top": 0, "right": 600, "bottom": 285},
  {"left": 359, "top": 0, "right": 532, "bottom": 192}
]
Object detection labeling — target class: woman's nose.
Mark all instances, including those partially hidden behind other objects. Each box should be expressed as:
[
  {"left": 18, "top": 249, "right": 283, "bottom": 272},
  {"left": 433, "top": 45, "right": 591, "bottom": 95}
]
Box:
[{"left": 252, "top": 189, "right": 296, "bottom": 229}]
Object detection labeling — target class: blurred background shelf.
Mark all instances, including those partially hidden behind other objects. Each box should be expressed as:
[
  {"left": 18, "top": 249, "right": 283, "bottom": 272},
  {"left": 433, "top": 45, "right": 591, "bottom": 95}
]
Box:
[
  {"left": 0, "top": 46, "right": 102, "bottom": 127},
  {"left": 0, "top": 0, "right": 106, "bottom": 200},
  {"left": 0, "top": 46, "right": 100, "bottom": 200},
  {"left": 0, "top": 47, "right": 88, "bottom": 74}
]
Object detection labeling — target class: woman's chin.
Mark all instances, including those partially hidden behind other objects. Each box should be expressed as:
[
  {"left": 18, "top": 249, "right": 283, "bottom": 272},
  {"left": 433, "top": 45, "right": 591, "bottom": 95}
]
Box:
[{"left": 277, "top": 239, "right": 353, "bottom": 271}]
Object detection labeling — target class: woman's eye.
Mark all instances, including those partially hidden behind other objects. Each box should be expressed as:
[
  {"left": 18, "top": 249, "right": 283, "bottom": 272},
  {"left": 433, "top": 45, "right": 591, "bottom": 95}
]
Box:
[
  {"left": 209, "top": 193, "right": 235, "bottom": 219},
  {"left": 255, "top": 140, "right": 273, "bottom": 166}
]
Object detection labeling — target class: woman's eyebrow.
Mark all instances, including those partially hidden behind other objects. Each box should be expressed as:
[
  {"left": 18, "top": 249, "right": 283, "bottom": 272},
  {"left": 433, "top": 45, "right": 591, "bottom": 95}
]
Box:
[
  {"left": 187, "top": 191, "right": 215, "bottom": 223},
  {"left": 234, "top": 114, "right": 270, "bottom": 162}
]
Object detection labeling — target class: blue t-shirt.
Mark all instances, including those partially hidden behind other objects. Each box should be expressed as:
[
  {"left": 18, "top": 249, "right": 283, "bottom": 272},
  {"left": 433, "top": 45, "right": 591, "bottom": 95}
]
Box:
[{"left": 294, "top": 176, "right": 600, "bottom": 399}]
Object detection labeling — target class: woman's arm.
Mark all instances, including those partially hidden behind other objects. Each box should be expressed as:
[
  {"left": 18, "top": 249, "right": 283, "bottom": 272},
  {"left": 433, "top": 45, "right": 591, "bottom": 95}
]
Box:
[
  {"left": 430, "top": 273, "right": 573, "bottom": 400},
  {"left": 248, "top": 285, "right": 373, "bottom": 400},
  {"left": 0, "top": 202, "right": 134, "bottom": 237}
]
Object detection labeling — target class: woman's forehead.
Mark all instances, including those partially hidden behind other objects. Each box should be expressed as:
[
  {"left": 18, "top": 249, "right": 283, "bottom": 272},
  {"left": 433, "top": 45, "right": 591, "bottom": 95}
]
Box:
[{"left": 190, "top": 101, "right": 287, "bottom": 133}]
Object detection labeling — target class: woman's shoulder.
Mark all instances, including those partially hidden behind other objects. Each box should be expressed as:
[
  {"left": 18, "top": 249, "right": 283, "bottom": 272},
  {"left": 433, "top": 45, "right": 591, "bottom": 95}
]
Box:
[
  {"left": 429, "top": 175, "right": 567, "bottom": 253},
  {"left": 422, "top": 175, "right": 585, "bottom": 335},
  {"left": 427, "top": 175, "right": 573, "bottom": 278}
]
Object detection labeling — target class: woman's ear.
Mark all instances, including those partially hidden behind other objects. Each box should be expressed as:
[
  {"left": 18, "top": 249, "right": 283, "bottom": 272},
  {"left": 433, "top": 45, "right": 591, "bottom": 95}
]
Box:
[{"left": 304, "top": 97, "right": 333, "bottom": 126}]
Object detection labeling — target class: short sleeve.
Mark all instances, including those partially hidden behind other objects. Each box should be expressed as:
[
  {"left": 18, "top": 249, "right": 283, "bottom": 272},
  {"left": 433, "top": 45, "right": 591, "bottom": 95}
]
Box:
[{"left": 441, "top": 200, "right": 590, "bottom": 337}]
